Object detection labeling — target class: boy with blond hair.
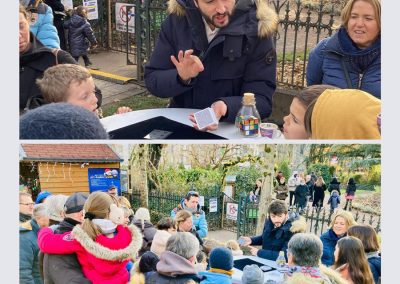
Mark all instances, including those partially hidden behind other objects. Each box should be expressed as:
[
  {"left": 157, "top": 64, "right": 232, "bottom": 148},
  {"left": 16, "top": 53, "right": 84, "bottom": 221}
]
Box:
[{"left": 37, "top": 64, "right": 131, "bottom": 116}]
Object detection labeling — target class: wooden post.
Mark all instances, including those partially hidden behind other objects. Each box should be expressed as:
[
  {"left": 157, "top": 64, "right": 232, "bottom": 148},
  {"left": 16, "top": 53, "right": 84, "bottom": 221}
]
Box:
[
  {"left": 129, "top": 145, "right": 149, "bottom": 207},
  {"left": 107, "top": 0, "right": 112, "bottom": 48}
]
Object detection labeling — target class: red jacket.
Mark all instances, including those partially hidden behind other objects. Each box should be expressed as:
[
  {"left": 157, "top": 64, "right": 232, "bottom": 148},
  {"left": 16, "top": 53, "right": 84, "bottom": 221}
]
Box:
[{"left": 38, "top": 224, "right": 142, "bottom": 284}]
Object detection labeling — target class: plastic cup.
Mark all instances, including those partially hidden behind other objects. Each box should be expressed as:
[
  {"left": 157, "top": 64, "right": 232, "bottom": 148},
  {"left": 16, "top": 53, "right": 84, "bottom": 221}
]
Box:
[{"left": 260, "top": 123, "right": 279, "bottom": 138}]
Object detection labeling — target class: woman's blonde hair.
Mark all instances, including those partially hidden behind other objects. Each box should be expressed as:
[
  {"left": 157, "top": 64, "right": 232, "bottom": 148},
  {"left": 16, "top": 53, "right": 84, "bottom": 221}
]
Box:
[
  {"left": 118, "top": 196, "right": 132, "bottom": 209},
  {"left": 174, "top": 210, "right": 192, "bottom": 229},
  {"left": 329, "top": 209, "right": 357, "bottom": 229},
  {"left": 341, "top": 0, "right": 381, "bottom": 31},
  {"left": 315, "top": 176, "right": 325, "bottom": 187},
  {"left": 81, "top": 191, "right": 115, "bottom": 240}
]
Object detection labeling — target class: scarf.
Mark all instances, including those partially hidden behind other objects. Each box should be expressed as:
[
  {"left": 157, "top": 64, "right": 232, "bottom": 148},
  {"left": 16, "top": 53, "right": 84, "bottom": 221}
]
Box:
[
  {"left": 285, "top": 265, "right": 323, "bottom": 278},
  {"left": 338, "top": 27, "right": 381, "bottom": 73},
  {"left": 19, "top": 212, "right": 32, "bottom": 223},
  {"left": 92, "top": 219, "right": 117, "bottom": 234},
  {"left": 209, "top": 268, "right": 234, "bottom": 276}
]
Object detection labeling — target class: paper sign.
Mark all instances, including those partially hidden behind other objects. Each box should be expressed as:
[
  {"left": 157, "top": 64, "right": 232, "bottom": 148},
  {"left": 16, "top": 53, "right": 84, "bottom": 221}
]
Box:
[
  {"left": 115, "top": 3, "right": 135, "bottom": 33},
  {"left": 224, "top": 185, "right": 233, "bottom": 198},
  {"left": 209, "top": 198, "right": 218, "bottom": 213},
  {"left": 199, "top": 196, "right": 205, "bottom": 207},
  {"left": 194, "top": 107, "right": 218, "bottom": 130},
  {"left": 83, "top": 0, "right": 99, "bottom": 20},
  {"left": 62, "top": 0, "right": 73, "bottom": 10},
  {"left": 226, "top": 202, "right": 238, "bottom": 221}
]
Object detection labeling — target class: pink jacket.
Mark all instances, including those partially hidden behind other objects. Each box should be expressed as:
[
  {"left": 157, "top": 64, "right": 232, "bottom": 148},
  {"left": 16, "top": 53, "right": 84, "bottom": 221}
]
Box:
[{"left": 38, "top": 224, "right": 142, "bottom": 284}]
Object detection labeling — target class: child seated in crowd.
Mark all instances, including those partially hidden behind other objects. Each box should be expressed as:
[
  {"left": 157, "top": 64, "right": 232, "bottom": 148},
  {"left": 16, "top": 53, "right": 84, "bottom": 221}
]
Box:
[
  {"left": 199, "top": 247, "right": 234, "bottom": 284},
  {"left": 283, "top": 85, "right": 381, "bottom": 140},
  {"left": 225, "top": 239, "right": 243, "bottom": 256},
  {"left": 36, "top": 64, "right": 132, "bottom": 117}
]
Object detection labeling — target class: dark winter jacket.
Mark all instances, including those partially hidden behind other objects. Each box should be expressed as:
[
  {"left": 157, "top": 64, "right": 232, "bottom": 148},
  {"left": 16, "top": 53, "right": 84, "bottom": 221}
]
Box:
[
  {"left": 294, "top": 184, "right": 308, "bottom": 208},
  {"left": 367, "top": 252, "right": 381, "bottom": 284},
  {"left": 274, "top": 183, "right": 289, "bottom": 200},
  {"left": 133, "top": 219, "right": 158, "bottom": 256},
  {"left": 307, "top": 27, "right": 381, "bottom": 99},
  {"left": 327, "top": 191, "right": 340, "bottom": 210},
  {"left": 145, "top": 251, "right": 205, "bottom": 284},
  {"left": 320, "top": 228, "right": 346, "bottom": 266},
  {"left": 312, "top": 184, "right": 327, "bottom": 207},
  {"left": 328, "top": 178, "right": 341, "bottom": 194},
  {"left": 42, "top": 218, "right": 91, "bottom": 284},
  {"left": 43, "top": 0, "right": 65, "bottom": 21},
  {"left": 20, "top": 33, "right": 74, "bottom": 112},
  {"left": 144, "top": 0, "right": 278, "bottom": 122},
  {"left": 346, "top": 183, "right": 357, "bottom": 197},
  {"left": 250, "top": 213, "right": 306, "bottom": 260},
  {"left": 19, "top": 219, "right": 42, "bottom": 284},
  {"left": 64, "top": 13, "right": 97, "bottom": 57},
  {"left": 19, "top": 33, "right": 102, "bottom": 113}
]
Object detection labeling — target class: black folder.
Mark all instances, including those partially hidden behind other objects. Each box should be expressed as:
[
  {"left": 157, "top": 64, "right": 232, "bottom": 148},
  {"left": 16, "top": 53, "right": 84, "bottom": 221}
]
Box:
[
  {"left": 233, "top": 258, "right": 277, "bottom": 272},
  {"left": 108, "top": 116, "right": 226, "bottom": 140}
]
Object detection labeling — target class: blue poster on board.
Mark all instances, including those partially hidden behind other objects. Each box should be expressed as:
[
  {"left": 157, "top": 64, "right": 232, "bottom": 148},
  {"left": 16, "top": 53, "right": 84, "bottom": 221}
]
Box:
[{"left": 88, "top": 168, "right": 121, "bottom": 195}]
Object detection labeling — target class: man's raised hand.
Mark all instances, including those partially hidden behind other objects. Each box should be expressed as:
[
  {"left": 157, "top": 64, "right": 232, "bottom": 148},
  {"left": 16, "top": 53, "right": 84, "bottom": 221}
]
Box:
[{"left": 171, "top": 49, "right": 204, "bottom": 81}]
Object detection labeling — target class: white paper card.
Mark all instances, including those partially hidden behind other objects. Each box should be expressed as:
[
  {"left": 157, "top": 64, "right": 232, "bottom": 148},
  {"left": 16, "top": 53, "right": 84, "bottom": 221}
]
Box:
[{"left": 194, "top": 107, "right": 218, "bottom": 130}]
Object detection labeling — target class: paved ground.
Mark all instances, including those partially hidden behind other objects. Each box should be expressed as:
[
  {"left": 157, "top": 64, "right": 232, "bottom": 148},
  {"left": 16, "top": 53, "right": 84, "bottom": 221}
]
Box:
[
  {"left": 76, "top": 49, "right": 146, "bottom": 107},
  {"left": 207, "top": 230, "right": 237, "bottom": 243}
]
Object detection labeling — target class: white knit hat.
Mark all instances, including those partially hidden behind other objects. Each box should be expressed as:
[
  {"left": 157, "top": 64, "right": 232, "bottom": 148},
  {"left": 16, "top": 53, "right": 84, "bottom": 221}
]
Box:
[
  {"left": 46, "top": 194, "right": 68, "bottom": 222},
  {"left": 150, "top": 230, "right": 171, "bottom": 257}
]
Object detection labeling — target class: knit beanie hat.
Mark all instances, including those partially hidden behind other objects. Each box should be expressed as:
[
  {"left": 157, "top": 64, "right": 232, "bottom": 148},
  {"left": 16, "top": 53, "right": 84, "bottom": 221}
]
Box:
[
  {"left": 64, "top": 192, "right": 88, "bottom": 214},
  {"left": 209, "top": 247, "right": 234, "bottom": 271},
  {"left": 242, "top": 264, "right": 264, "bottom": 284},
  {"left": 35, "top": 191, "right": 52, "bottom": 204},
  {"left": 150, "top": 230, "right": 171, "bottom": 257},
  {"left": 45, "top": 194, "right": 69, "bottom": 222},
  {"left": 20, "top": 103, "right": 109, "bottom": 139}
]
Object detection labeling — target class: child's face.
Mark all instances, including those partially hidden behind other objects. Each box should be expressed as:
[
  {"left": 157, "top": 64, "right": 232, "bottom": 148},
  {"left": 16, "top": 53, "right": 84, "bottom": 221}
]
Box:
[
  {"left": 283, "top": 98, "right": 309, "bottom": 139},
  {"left": 66, "top": 77, "right": 98, "bottom": 112}
]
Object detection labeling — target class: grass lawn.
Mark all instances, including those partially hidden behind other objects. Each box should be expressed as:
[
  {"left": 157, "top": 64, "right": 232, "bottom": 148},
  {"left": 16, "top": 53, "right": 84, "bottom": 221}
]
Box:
[{"left": 102, "top": 92, "right": 169, "bottom": 117}]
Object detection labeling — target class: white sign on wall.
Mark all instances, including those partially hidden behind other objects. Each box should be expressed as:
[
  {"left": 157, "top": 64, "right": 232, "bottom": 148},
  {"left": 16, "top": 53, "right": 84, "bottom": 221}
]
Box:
[
  {"left": 115, "top": 3, "right": 135, "bottom": 33},
  {"left": 226, "top": 203, "right": 238, "bottom": 221},
  {"left": 209, "top": 198, "right": 218, "bottom": 213},
  {"left": 198, "top": 196, "right": 205, "bottom": 207},
  {"left": 224, "top": 185, "right": 233, "bottom": 198},
  {"left": 83, "top": 0, "right": 99, "bottom": 20}
]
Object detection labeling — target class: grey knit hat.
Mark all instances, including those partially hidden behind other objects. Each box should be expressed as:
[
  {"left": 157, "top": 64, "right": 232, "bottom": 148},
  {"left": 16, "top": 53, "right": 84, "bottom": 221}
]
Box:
[
  {"left": 20, "top": 103, "right": 109, "bottom": 139},
  {"left": 242, "top": 264, "right": 264, "bottom": 284}
]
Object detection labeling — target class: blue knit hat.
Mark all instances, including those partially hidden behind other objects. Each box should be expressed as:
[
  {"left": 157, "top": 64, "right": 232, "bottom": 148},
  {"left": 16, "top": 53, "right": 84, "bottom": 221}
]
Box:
[
  {"left": 209, "top": 247, "right": 233, "bottom": 271},
  {"left": 20, "top": 103, "right": 109, "bottom": 139},
  {"left": 35, "top": 191, "right": 52, "bottom": 204}
]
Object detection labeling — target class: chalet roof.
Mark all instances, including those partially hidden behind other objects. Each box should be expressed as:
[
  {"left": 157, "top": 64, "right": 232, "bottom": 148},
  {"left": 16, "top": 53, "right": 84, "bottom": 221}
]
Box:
[{"left": 20, "top": 144, "right": 122, "bottom": 163}]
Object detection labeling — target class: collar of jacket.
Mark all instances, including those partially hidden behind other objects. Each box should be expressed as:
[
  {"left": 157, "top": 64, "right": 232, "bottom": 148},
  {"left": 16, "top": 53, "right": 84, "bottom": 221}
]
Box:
[
  {"left": 209, "top": 267, "right": 234, "bottom": 276},
  {"left": 72, "top": 224, "right": 143, "bottom": 261},
  {"left": 157, "top": 250, "right": 199, "bottom": 277},
  {"left": 168, "top": 0, "right": 278, "bottom": 38},
  {"left": 20, "top": 219, "right": 40, "bottom": 233}
]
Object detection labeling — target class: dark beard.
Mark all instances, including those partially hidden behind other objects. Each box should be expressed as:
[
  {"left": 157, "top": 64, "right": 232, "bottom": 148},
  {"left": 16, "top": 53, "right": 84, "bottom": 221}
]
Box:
[{"left": 198, "top": 6, "right": 235, "bottom": 29}]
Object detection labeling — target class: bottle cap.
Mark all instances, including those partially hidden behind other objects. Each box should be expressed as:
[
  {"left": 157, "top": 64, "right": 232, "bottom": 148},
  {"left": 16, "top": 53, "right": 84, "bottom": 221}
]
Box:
[{"left": 243, "top": 93, "right": 255, "bottom": 105}]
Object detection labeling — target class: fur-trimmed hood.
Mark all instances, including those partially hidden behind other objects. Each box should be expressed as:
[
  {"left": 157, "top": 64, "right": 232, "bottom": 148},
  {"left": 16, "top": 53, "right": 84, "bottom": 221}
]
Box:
[
  {"left": 72, "top": 224, "right": 143, "bottom": 261},
  {"left": 284, "top": 265, "right": 348, "bottom": 284},
  {"left": 289, "top": 214, "right": 307, "bottom": 234},
  {"left": 167, "top": 0, "right": 278, "bottom": 37}
]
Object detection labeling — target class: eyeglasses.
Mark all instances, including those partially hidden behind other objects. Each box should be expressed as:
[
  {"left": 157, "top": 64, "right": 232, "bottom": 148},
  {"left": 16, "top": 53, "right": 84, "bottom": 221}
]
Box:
[{"left": 20, "top": 202, "right": 35, "bottom": 206}]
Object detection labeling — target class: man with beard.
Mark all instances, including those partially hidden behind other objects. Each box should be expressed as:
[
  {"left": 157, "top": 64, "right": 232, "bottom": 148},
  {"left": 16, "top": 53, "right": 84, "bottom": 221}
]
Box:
[
  {"left": 41, "top": 192, "right": 91, "bottom": 284},
  {"left": 239, "top": 200, "right": 306, "bottom": 261},
  {"left": 171, "top": 191, "right": 208, "bottom": 238},
  {"left": 145, "top": 0, "right": 278, "bottom": 131}
]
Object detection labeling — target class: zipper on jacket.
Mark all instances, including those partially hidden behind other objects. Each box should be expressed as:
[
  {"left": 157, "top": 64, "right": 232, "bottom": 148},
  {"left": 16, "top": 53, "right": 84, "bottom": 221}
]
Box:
[{"left": 358, "top": 73, "right": 364, "bottom": 89}]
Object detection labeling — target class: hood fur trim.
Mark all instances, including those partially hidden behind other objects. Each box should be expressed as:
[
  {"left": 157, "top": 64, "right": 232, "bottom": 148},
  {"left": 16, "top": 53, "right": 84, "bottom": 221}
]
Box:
[
  {"left": 320, "top": 265, "right": 349, "bottom": 284},
  {"left": 72, "top": 224, "right": 143, "bottom": 261},
  {"left": 290, "top": 216, "right": 307, "bottom": 233},
  {"left": 167, "top": 0, "right": 278, "bottom": 37}
]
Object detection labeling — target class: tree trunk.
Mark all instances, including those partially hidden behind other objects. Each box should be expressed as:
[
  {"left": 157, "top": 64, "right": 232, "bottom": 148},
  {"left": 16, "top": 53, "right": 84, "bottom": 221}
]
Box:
[
  {"left": 129, "top": 145, "right": 149, "bottom": 207},
  {"left": 256, "top": 145, "right": 277, "bottom": 235}
]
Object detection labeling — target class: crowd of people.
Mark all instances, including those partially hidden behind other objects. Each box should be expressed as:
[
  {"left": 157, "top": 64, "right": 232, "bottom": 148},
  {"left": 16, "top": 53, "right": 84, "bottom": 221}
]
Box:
[
  {"left": 19, "top": 186, "right": 381, "bottom": 283},
  {"left": 18, "top": 0, "right": 381, "bottom": 139}
]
